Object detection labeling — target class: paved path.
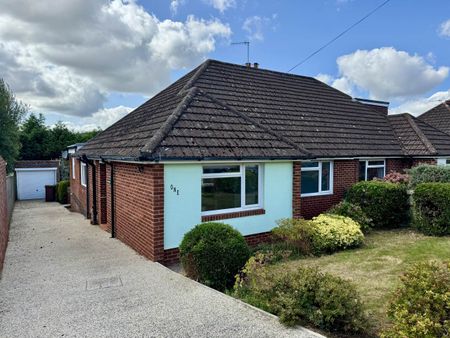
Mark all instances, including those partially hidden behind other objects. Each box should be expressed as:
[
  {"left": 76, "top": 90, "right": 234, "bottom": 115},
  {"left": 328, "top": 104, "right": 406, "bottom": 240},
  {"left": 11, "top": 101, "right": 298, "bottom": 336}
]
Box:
[{"left": 0, "top": 201, "right": 321, "bottom": 338}]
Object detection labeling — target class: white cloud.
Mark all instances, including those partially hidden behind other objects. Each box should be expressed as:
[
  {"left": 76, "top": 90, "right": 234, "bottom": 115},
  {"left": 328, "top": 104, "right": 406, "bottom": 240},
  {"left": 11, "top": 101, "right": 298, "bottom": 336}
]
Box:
[
  {"left": 0, "top": 0, "right": 231, "bottom": 118},
  {"left": 61, "top": 105, "right": 134, "bottom": 132},
  {"left": 204, "top": 0, "right": 235, "bottom": 13},
  {"left": 170, "top": 0, "right": 184, "bottom": 15},
  {"left": 318, "top": 47, "right": 448, "bottom": 100},
  {"left": 242, "top": 14, "right": 277, "bottom": 42},
  {"left": 315, "top": 73, "right": 354, "bottom": 96},
  {"left": 390, "top": 90, "right": 450, "bottom": 116},
  {"left": 439, "top": 19, "right": 450, "bottom": 37}
]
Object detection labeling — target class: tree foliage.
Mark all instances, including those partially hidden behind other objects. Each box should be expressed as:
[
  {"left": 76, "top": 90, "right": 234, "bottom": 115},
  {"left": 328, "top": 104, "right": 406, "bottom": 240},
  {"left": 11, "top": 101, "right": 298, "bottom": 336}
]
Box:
[{"left": 0, "top": 79, "right": 27, "bottom": 172}]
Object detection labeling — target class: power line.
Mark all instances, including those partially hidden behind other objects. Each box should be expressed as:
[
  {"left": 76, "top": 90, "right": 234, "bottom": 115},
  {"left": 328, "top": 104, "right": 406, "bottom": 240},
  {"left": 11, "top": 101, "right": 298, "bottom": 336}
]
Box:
[{"left": 287, "top": 0, "right": 391, "bottom": 73}]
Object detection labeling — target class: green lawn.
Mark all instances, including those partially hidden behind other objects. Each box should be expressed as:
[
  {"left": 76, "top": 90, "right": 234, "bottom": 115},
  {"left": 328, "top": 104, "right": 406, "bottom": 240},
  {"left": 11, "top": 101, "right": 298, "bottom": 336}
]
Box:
[{"left": 271, "top": 229, "right": 450, "bottom": 334}]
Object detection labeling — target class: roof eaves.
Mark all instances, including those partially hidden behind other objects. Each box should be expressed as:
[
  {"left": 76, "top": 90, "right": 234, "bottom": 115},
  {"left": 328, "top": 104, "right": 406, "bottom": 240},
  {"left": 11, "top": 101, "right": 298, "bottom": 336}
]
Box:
[{"left": 200, "top": 90, "right": 313, "bottom": 158}]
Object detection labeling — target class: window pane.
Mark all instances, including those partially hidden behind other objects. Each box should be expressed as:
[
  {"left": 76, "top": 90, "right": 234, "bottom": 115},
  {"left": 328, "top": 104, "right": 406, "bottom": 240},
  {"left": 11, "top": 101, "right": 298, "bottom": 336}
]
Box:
[
  {"left": 202, "top": 177, "right": 241, "bottom": 211},
  {"left": 367, "top": 167, "right": 384, "bottom": 180},
  {"left": 302, "top": 161, "right": 319, "bottom": 168},
  {"left": 446, "top": 159, "right": 450, "bottom": 165},
  {"left": 359, "top": 161, "right": 366, "bottom": 181},
  {"left": 301, "top": 170, "right": 319, "bottom": 194},
  {"left": 203, "top": 165, "right": 240, "bottom": 174},
  {"left": 368, "top": 160, "right": 384, "bottom": 166},
  {"left": 321, "top": 162, "right": 331, "bottom": 191},
  {"left": 245, "top": 165, "right": 259, "bottom": 205}
]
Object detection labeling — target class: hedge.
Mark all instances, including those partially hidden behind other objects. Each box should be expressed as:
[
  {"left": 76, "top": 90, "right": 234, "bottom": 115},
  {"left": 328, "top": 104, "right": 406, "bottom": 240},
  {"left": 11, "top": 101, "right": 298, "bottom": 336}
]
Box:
[
  {"left": 56, "top": 180, "right": 69, "bottom": 204},
  {"left": 413, "top": 182, "right": 450, "bottom": 236},
  {"left": 408, "top": 164, "right": 450, "bottom": 188},
  {"left": 346, "top": 181, "right": 409, "bottom": 228}
]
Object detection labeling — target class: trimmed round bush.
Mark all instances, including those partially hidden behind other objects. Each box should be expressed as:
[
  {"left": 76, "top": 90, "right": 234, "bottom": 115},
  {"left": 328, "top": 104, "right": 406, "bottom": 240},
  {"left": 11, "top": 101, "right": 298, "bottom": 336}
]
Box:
[
  {"left": 234, "top": 262, "right": 368, "bottom": 334},
  {"left": 381, "top": 261, "right": 450, "bottom": 338},
  {"left": 179, "top": 222, "right": 250, "bottom": 291},
  {"left": 310, "top": 214, "right": 364, "bottom": 253},
  {"left": 56, "top": 180, "right": 69, "bottom": 204},
  {"left": 413, "top": 183, "right": 450, "bottom": 236},
  {"left": 327, "top": 201, "right": 373, "bottom": 233},
  {"left": 346, "top": 181, "right": 409, "bottom": 228},
  {"left": 408, "top": 164, "right": 450, "bottom": 188}
]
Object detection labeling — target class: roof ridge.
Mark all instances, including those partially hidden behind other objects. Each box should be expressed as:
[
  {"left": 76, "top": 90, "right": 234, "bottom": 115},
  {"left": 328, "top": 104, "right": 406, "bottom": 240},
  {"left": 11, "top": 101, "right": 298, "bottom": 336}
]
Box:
[
  {"left": 414, "top": 112, "right": 450, "bottom": 139},
  {"left": 179, "top": 59, "right": 211, "bottom": 94},
  {"left": 404, "top": 114, "right": 437, "bottom": 155},
  {"left": 140, "top": 86, "right": 199, "bottom": 158},
  {"left": 199, "top": 90, "right": 312, "bottom": 157}
]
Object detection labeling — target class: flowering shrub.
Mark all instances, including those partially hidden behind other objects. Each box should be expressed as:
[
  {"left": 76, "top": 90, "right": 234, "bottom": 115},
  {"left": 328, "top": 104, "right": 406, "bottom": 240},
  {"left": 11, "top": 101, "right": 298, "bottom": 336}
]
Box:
[
  {"left": 310, "top": 214, "right": 364, "bottom": 253},
  {"left": 383, "top": 171, "right": 410, "bottom": 184},
  {"left": 327, "top": 201, "right": 373, "bottom": 233},
  {"left": 381, "top": 261, "right": 450, "bottom": 338},
  {"left": 272, "top": 218, "right": 315, "bottom": 255},
  {"left": 234, "top": 263, "right": 368, "bottom": 334}
]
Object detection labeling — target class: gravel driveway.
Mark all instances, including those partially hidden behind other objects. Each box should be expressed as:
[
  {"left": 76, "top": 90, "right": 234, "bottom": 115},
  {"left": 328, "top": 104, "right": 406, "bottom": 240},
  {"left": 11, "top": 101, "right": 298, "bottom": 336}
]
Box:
[{"left": 0, "top": 201, "right": 322, "bottom": 338}]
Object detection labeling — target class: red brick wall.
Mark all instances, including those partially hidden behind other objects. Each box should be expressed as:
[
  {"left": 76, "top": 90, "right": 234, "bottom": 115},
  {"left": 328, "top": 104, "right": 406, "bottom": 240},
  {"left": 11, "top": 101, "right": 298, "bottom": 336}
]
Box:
[
  {"left": 300, "top": 160, "right": 359, "bottom": 219},
  {"left": 386, "top": 158, "right": 436, "bottom": 174},
  {"left": 293, "top": 162, "right": 301, "bottom": 218},
  {"left": 113, "top": 163, "right": 164, "bottom": 262},
  {"left": 412, "top": 158, "right": 436, "bottom": 166},
  {"left": 69, "top": 157, "right": 88, "bottom": 217},
  {"left": 0, "top": 157, "right": 8, "bottom": 272}
]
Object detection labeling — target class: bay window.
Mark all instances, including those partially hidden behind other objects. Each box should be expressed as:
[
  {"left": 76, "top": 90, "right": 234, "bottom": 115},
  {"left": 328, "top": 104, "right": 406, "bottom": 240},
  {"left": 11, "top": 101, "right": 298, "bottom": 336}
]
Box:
[
  {"left": 359, "top": 160, "right": 385, "bottom": 181},
  {"left": 201, "top": 164, "right": 262, "bottom": 215},
  {"left": 301, "top": 161, "right": 333, "bottom": 196}
]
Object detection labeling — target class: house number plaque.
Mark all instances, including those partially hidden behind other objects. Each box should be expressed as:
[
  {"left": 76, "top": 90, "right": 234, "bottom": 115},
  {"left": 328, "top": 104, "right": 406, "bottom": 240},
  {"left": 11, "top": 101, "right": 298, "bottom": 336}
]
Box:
[{"left": 170, "top": 184, "right": 180, "bottom": 195}]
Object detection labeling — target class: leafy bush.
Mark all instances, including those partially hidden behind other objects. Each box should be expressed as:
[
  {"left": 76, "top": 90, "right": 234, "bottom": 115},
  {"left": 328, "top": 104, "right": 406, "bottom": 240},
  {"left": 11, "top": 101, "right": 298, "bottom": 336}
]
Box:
[
  {"left": 56, "top": 180, "right": 69, "bottom": 204},
  {"left": 234, "top": 263, "right": 368, "bottom": 334},
  {"left": 327, "top": 201, "right": 373, "bottom": 233},
  {"left": 347, "top": 181, "right": 409, "bottom": 228},
  {"left": 179, "top": 222, "right": 250, "bottom": 291},
  {"left": 409, "top": 164, "right": 450, "bottom": 188},
  {"left": 412, "top": 183, "right": 450, "bottom": 236},
  {"left": 310, "top": 214, "right": 364, "bottom": 253},
  {"left": 272, "top": 218, "right": 315, "bottom": 255},
  {"left": 383, "top": 171, "right": 410, "bottom": 184},
  {"left": 381, "top": 261, "right": 450, "bottom": 338}
]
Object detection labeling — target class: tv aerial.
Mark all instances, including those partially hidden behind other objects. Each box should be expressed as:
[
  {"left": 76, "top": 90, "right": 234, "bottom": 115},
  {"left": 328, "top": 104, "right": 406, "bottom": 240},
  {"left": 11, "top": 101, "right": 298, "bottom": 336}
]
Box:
[{"left": 231, "top": 41, "right": 250, "bottom": 64}]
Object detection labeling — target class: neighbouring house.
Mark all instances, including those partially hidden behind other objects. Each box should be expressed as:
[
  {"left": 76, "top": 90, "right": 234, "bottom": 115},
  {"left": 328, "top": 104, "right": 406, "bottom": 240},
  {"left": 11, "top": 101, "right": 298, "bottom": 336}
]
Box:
[
  {"left": 62, "top": 143, "right": 86, "bottom": 160},
  {"left": 418, "top": 100, "right": 450, "bottom": 165},
  {"left": 15, "top": 160, "right": 59, "bottom": 200},
  {"left": 69, "top": 60, "right": 450, "bottom": 264}
]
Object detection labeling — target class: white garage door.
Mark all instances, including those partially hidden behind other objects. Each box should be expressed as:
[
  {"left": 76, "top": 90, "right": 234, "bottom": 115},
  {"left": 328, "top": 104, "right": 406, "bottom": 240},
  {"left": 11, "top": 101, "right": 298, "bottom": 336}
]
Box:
[{"left": 16, "top": 169, "right": 57, "bottom": 200}]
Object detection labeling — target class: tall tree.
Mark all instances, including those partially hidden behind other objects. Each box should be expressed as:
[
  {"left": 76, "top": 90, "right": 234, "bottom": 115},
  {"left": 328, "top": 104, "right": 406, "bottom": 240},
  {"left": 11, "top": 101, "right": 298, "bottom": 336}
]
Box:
[
  {"left": 19, "top": 113, "right": 50, "bottom": 160},
  {"left": 0, "top": 79, "right": 27, "bottom": 172},
  {"left": 47, "top": 121, "right": 78, "bottom": 159}
]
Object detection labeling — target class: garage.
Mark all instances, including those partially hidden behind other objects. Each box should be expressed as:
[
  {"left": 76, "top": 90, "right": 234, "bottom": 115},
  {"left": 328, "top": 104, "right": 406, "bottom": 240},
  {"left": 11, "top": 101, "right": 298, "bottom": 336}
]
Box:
[{"left": 15, "top": 160, "right": 59, "bottom": 200}]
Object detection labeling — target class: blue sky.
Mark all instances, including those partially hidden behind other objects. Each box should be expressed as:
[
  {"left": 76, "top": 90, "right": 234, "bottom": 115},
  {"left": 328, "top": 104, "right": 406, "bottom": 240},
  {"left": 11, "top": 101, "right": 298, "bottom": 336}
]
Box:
[{"left": 1, "top": 0, "right": 449, "bottom": 130}]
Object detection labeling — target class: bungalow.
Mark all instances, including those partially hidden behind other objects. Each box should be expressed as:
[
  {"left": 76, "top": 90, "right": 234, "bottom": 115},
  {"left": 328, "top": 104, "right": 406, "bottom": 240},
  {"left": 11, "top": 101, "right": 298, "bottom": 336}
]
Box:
[{"left": 70, "top": 60, "right": 450, "bottom": 264}]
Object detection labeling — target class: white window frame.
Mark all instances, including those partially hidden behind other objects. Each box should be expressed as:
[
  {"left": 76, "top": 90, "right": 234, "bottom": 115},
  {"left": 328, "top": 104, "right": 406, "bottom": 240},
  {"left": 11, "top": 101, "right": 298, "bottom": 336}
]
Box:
[
  {"left": 301, "top": 161, "right": 334, "bottom": 197},
  {"left": 360, "top": 159, "right": 386, "bottom": 181},
  {"left": 437, "top": 158, "right": 450, "bottom": 166},
  {"left": 201, "top": 164, "right": 263, "bottom": 216},
  {"left": 80, "top": 162, "right": 87, "bottom": 187},
  {"left": 72, "top": 157, "right": 76, "bottom": 179}
]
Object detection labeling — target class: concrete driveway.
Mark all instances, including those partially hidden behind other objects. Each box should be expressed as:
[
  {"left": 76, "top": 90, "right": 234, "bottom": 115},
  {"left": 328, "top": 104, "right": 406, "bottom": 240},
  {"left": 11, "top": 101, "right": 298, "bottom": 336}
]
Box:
[{"left": 0, "top": 201, "right": 321, "bottom": 338}]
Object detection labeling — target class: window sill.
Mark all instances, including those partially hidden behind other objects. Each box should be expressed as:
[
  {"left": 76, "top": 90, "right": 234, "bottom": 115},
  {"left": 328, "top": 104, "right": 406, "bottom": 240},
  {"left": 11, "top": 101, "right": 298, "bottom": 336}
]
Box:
[
  {"left": 202, "top": 208, "right": 265, "bottom": 222},
  {"left": 301, "top": 191, "right": 333, "bottom": 198}
]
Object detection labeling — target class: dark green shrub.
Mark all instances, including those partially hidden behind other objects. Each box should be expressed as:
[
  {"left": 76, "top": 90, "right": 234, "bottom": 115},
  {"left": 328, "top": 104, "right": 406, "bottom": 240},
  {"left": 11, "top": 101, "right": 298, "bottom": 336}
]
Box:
[
  {"left": 327, "top": 201, "right": 373, "bottom": 233},
  {"left": 56, "top": 180, "right": 69, "bottom": 204},
  {"left": 179, "top": 222, "right": 250, "bottom": 291},
  {"left": 413, "top": 183, "right": 450, "bottom": 236},
  {"left": 408, "top": 164, "right": 450, "bottom": 188},
  {"left": 381, "top": 261, "right": 450, "bottom": 338},
  {"left": 347, "top": 181, "right": 409, "bottom": 228},
  {"left": 234, "top": 262, "right": 368, "bottom": 334}
]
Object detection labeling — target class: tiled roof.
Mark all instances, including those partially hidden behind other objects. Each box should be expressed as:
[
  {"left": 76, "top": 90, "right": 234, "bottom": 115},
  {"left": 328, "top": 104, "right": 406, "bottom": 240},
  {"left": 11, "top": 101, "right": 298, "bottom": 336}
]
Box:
[
  {"left": 15, "top": 160, "right": 59, "bottom": 169},
  {"left": 80, "top": 59, "right": 450, "bottom": 161},
  {"left": 418, "top": 101, "right": 450, "bottom": 135},
  {"left": 388, "top": 113, "right": 450, "bottom": 156}
]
